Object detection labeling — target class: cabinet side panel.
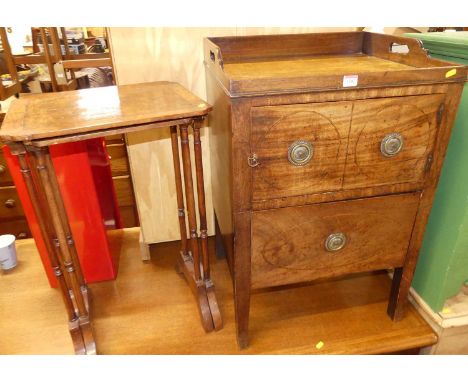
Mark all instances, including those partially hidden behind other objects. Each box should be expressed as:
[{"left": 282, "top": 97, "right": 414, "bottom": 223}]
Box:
[
  {"left": 206, "top": 71, "right": 234, "bottom": 266},
  {"left": 388, "top": 82, "right": 465, "bottom": 319}
]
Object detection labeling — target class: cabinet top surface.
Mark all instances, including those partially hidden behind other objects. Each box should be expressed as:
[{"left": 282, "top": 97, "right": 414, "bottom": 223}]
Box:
[
  {"left": 0, "top": 81, "right": 212, "bottom": 142},
  {"left": 223, "top": 54, "right": 414, "bottom": 79},
  {"left": 204, "top": 32, "right": 466, "bottom": 96}
]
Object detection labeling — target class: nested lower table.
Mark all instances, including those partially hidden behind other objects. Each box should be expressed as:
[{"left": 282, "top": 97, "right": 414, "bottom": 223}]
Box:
[{"left": 0, "top": 82, "right": 222, "bottom": 354}]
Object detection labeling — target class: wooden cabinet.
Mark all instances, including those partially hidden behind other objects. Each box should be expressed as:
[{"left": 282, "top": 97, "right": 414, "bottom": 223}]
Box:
[
  {"left": 0, "top": 147, "right": 33, "bottom": 239},
  {"left": 105, "top": 135, "right": 139, "bottom": 228},
  {"left": 204, "top": 31, "right": 466, "bottom": 348}
]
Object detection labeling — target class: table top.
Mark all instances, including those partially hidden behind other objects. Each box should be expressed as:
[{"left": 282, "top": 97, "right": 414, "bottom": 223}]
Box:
[{"left": 0, "top": 81, "right": 212, "bottom": 143}]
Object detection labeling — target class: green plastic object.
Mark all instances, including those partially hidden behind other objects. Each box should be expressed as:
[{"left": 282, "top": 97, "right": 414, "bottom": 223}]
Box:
[{"left": 405, "top": 32, "right": 468, "bottom": 312}]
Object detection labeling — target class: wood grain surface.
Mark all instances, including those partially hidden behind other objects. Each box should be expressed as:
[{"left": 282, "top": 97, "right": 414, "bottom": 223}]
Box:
[
  {"left": 251, "top": 193, "right": 420, "bottom": 289},
  {"left": 223, "top": 55, "right": 413, "bottom": 79},
  {"left": 251, "top": 101, "right": 352, "bottom": 200},
  {"left": 0, "top": 82, "right": 211, "bottom": 142},
  {"left": 205, "top": 32, "right": 466, "bottom": 96},
  {"left": 344, "top": 94, "right": 443, "bottom": 189},
  {"left": 204, "top": 31, "right": 465, "bottom": 348},
  {"left": 0, "top": 228, "right": 437, "bottom": 355}
]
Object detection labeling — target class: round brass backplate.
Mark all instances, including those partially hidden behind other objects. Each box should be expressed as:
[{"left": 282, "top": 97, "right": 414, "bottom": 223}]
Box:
[
  {"left": 325, "top": 232, "right": 347, "bottom": 252},
  {"left": 288, "top": 140, "right": 313, "bottom": 166},
  {"left": 381, "top": 133, "right": 404, "bottom": 157}
]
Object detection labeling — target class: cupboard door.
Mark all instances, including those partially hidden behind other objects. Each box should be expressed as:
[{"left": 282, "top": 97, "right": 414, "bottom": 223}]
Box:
[
  {"left": 250, "top": 101, "right": 352, "bottom": 201},
  {"left": 344, "top": 94, "right": 444, "bottom": 190}
]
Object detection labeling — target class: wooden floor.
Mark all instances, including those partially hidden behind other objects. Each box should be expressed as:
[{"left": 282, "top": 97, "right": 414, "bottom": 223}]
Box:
[{"left": 0, "top": 228, "right": 437, "bottom": 354}]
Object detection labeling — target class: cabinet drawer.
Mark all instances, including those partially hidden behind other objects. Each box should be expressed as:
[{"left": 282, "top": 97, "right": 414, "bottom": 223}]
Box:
[
  {"left": 0, "top": 218, "right": 31, "bottom": 239},
  {"left": 0, "top": 186, "right": 25, "bottom": 219},
  {"left": 107, "top": 143, "right": 129, "bottom": 177},
  {"left": 344, "top": 94, "right": 443, "bottom": 190},
  {"left": 113, "top": 175, "right": 134, "bottom": 207},
  {"left": 250, "top": 101, "right": 352, "bottom": 201},
  {"left": 251, "top": 193, "right": 420, "bottom": 289}
]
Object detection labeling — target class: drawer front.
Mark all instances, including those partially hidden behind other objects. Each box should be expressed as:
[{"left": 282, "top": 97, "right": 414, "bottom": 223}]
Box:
[
  {"left": 107, "top": 143, "right": 129, "bottom": 177},
  {"left": 113, "top": 175, "right": 134, "bottom": 207},
  {"left": 0, "top": 186, "right": 25, "bottom": 219},
  {"left": 344, "top": 94, "right": 443, "bottom": 189},
  {"left": 0, "top": 218, "right": 32, "bottom": 239},
  {"left": 250, "top": 101, "right": 352, "bottom": 201},
  {"left": 251, "top": 193, "right": 420, "bottom": 289}
]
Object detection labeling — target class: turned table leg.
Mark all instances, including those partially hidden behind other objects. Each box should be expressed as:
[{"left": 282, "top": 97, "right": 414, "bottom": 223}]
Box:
[
  {"left": 192, "top": 121, "right": 222, "bottom": 330},
  {"left": 169, "top": 122, "right": 222, "bottom": 332},
  {"left": 11, "top": 143, "right": 96, "bottom": 355}
]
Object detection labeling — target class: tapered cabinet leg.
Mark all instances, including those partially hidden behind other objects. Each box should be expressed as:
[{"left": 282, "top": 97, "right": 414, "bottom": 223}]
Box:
[
  {"left": 233, "top": 212, "right": 251, "bottom": 349},
  {"left": 388, "top": 267, "right": 411, "bottom": 321}
]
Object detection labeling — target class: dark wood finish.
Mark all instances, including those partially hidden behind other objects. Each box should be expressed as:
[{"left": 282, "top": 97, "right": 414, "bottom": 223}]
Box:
[
  {"left": 170, "top": 126, "right": 189, "bottom": 259},
  {"left": 16, "top": 150, "right": 88, "bottom": 354},
  {"left": 0, "top": 151, "right": 14, "bottom": 186},
  {"left": 29, "top": 118, "right": 194, "bottom": 147},
  {"left": 0, "top": 82, "right": 212, "bottom": 142},
  {"left": 388, "top": 82, "right": 465, "bottom": 320},
  {"left": 251, "top": 101, "right": 352, "bottom": 200},
  {"left": 251, "top": 193, "right": 420, "bottom": 288},
  {"left": 204, "top": 32, "right": 465, "bottom": 97},
  {"left": 0, "top": 185, "right": 25, "bottom": 218},
  {"left": 193, "top": 123, "right": 209, "bottom": 279},
  {"left": 0, "top": 82, "right": 220, "bottom": 353},
  {"left": 344, "top": 94, "right": 443, "bottom": 190},
  {"left": 179, "top": 124, "right": 202, "bottom": 281},
  {"left": 10, "top": 143, "right": 93, "bottom": 354},
  {"left": 0, "top": 218, "right": 31, "bottom": 239},
  {"left": 233, "top": 212, "right": 252, "bottom": 348},
  {"left": 172, "top": 123, "right": 222, "bottom": 332},
  {"left": 205, "top": 32, "right": 466, "bottom": 348},
  {"left": 192, "top": 121, "right": 222, "bottom": 330}
]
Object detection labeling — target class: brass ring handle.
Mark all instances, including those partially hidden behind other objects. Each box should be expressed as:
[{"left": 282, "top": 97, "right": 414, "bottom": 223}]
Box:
[
  {"left": 288, "top": 140, "right": 313, "bottom": 166},
  {"left": 325, "top": 233, "right": 347, "bottom": 252},
  {"left": 247, "top": 153, "right": 259, "bottom": 167},
  {"left": 4, "top": 199, "right": 16, "bottom": 208},
  {"left": 381, "top": 133, "right": 404, "bottom": 157}
]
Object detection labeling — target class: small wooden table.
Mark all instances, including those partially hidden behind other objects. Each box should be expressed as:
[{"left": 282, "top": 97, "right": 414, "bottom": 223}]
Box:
[{"left": 0, "top": 82, "right": 222, "bottom": 354}]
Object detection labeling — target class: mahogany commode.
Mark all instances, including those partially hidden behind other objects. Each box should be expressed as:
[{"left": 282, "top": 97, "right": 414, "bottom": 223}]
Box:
[
  {"left": 204, "top": 32, "right": 467, "bottom": 348},
  {"left": 0, "top": 82, "right": 222, "bottom": 354}
]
